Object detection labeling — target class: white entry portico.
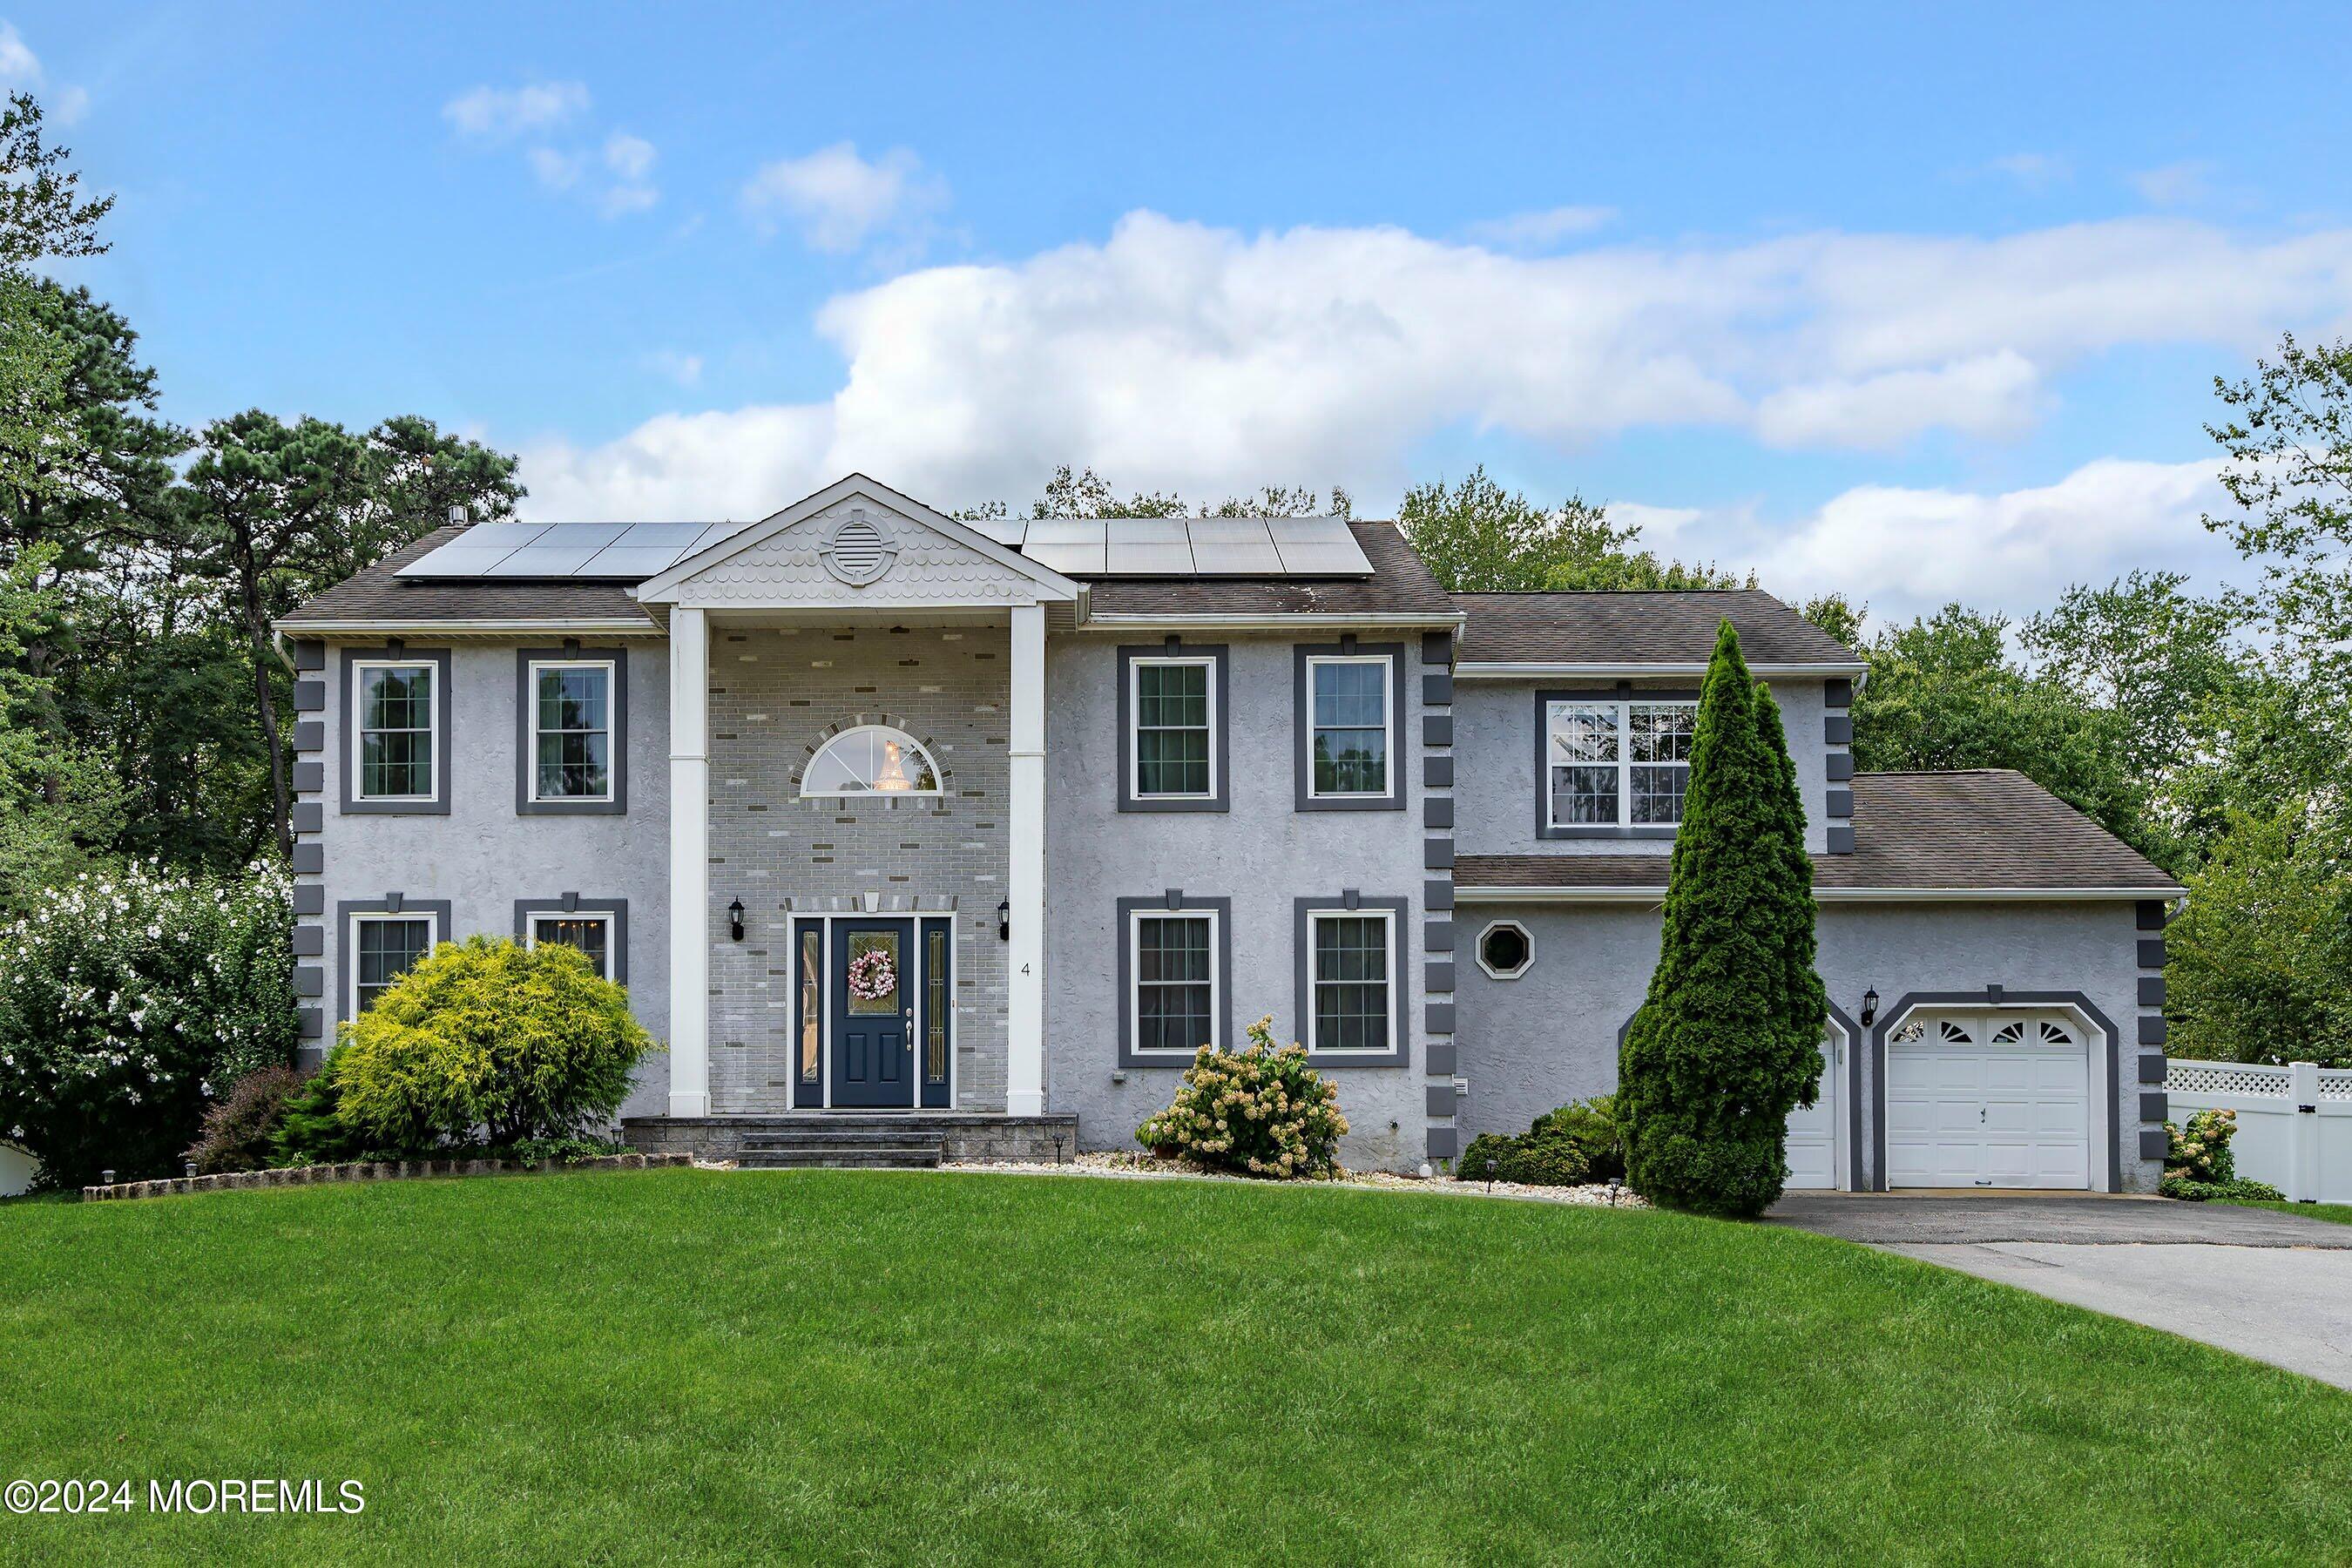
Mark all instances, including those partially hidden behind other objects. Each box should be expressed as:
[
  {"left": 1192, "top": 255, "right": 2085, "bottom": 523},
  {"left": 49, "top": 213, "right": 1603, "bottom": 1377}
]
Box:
[{"left": 633, "top": 475, "right": 1080, "bottom": 1119}]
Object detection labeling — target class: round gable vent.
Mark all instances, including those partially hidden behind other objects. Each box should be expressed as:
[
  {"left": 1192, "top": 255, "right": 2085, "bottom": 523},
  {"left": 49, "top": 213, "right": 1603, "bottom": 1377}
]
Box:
[{"left": 819, "top": 511, "right": 900, "bottom": 586}]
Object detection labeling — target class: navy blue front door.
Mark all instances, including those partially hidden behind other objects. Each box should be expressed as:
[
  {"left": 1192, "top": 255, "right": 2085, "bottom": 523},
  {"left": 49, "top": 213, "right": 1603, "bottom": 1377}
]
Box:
[{"left": 830, "top": 919, "right": 915, "bottom": 1108}]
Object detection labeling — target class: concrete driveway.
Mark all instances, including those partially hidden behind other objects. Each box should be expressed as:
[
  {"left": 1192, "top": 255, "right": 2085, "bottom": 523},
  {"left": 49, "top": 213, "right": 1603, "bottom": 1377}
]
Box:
[{"left": 1767, "top": 1194, "right": 2352, "bottom": 1389}]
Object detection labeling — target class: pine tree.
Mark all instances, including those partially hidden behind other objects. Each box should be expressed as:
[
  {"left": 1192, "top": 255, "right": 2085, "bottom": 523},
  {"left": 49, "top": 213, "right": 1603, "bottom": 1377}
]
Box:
[{"left": 1618, "top": 621, "right": 1828, "bottom": 1216}]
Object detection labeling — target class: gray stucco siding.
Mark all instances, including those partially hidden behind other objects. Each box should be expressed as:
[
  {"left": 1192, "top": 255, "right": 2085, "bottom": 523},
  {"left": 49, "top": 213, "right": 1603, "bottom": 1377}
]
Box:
[
  {"left": 1454, "top": 678, "right": 1832, "bottom": 856},
  {"left": 309, "top": 639, "right": 674, "bottom": 1119},
  {"left": 1451, "top": 897, "right": 2158, "bottom": 1192},
  {"left": 1044, "top": 633, "right": 1431, "bottom": 1172}
]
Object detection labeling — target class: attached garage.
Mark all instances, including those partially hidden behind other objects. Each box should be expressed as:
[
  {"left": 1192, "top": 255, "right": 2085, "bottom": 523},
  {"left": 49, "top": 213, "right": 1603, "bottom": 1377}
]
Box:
[{"left": 1884, "top": 1009, "right": 2092, "bottom": 1189}]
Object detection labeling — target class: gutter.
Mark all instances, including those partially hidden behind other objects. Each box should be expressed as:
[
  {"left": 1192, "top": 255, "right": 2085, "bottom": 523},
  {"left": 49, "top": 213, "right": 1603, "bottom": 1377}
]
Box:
[
  {"left": 1454, "top": 884, "right": 2186, "bottom": 905},
  {"left": 1453, "top": 660, "right": 1869, "bottom": 680},
  {"left": 272, "top": 618, "right": 663, "bottom": 637},
  {"left": 1079, "top": 611, "right": 1468, "bottom": 632}
]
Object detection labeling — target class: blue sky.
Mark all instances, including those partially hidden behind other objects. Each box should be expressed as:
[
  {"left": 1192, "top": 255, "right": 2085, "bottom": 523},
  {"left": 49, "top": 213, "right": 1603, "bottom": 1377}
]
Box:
[{"left": 17, "top": 2, "right": 2352, "bottom": 619}]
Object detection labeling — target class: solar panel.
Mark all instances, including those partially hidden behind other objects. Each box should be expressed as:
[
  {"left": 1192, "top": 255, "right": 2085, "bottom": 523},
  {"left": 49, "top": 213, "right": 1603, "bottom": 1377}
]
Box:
[
  {"left": 612, "top": 521, "right": 710, "bottom": 545},
  {"left": 1105, "top": 518, "right": 1195, "bottom": 574},
  {"left": 395, "top": 544, "right": 524, "bottom": 577},
  {"left": 1018, "top": 519, "right": 1108, "bottom": 575},
  {"left": 1185, "top": 518, "right": 1283, "bottom": 574},
  {"left": 451, "top": 521, "right": 551, "bottom": 551},
  {"left": 1267, "top": 517, "right": 1372, "bottom": 575},
  {"left": 576, "top": 544, "right": 698, "bottom": 578},
  {"left": 483, "top": 544, "right": 611, "bottom": 577}
]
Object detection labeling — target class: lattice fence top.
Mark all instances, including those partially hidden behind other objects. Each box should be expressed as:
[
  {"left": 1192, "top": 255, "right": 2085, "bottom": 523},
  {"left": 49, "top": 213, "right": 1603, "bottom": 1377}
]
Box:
[
  {"left": 2323, "top": 1069, "right": 2352, "bottom": 1101},
  {"left": 2167, "top": 1061, "right": 2291, "bottom": 1097}
]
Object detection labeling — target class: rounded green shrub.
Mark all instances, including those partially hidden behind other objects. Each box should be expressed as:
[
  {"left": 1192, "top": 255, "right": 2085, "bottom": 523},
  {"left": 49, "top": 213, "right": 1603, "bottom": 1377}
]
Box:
[
  {"left": 1135, "top": 1016, "right": 1348, "bottom": 1178},
  {"left": 334, "top": 936, "right": 657, "bottom": 1154},
  {"left": 1500, "top": 1132, "right": 1591, "bottom": 1187},
  {"left": 1457, "top": 1132, "right": 1516, "bottom": 1182},
  {"left": 1532, "top": 1094, "right": 1625, "bottom": 1181}
]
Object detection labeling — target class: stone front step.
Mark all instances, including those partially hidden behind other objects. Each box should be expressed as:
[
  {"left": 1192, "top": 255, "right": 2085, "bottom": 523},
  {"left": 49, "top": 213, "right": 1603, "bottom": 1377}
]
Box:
[
  {"left": 622, "top": 1112, "right": 1079, "bottom": 1166},
  {"left": 738, "top": 1142, "right": 943, "bottom": 1170}
]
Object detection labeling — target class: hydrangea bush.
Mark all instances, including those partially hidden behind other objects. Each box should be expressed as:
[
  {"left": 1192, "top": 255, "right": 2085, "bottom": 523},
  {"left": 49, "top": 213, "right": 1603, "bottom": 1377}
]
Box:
[
  {"left": 2159, "top": 1105, "right": 2286, "bottom": 1201},
  {"left": 1135, "top": 1016, "right": 1348, "bottom": 1178},
  {"left": 0, "top": 860, "right": 298, "bottom": 1188}
]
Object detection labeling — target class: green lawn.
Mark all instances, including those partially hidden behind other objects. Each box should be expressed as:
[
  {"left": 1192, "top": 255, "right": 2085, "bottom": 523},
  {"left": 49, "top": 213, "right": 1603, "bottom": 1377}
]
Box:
[
  {"left": 2222, "top": 1196, "right": 2352, "bottom": 1226},
  {"left": 1, "top": 1170, "right": 2347, "bottom": 1566}
]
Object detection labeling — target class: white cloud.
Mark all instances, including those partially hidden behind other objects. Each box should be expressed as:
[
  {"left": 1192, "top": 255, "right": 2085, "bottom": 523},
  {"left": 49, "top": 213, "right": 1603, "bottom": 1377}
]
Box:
[
  {"left": 1743, "top": 457, "right": 2234, "bottom": 621},
  {"left": 1465, "top": 206, "right": 1617, "bottom": 250},
  {"left": 604, "top": 132, "right": 655, "bottom": 183},
  {"left": 0, "top": 23, "right": 87, "bottom": 124},
  {"left": 513, "top": 208, "right": 2352, "bottom": 530},
  {"left": 1986, "top": 152, "right": 2071, "bottom": 189},
  {"left": 443, "top": 80, "right": 590, "bottom": 139},
  {"left": 526, "top": 146, "right": 583, "bottom": 192},
  {"left": 740, "top": 142, "right": 943, "bottom": 253},
  {"left": 644, "top": 350, "right": 704, "bottom": 387},
  {"left": 2132, "top": 159, "right": 2216, "bottom": 206}
]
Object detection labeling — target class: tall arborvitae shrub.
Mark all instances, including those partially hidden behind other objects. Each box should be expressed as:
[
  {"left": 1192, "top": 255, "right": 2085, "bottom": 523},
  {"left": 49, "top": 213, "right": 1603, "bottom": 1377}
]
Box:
[{"left": 1618, "top": 622, "right": 1828, "bottom": 1216}]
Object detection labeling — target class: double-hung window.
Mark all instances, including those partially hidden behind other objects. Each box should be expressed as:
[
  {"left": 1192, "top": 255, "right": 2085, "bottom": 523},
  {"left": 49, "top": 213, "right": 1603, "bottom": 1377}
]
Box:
[
  {"left": 1307, "top": 907, "right": 1396, "bottom": 1057},
  {"left": 526, "top": 911, "right": 614, "bottom": 980},
  {"left": 530, "top": 659, "right": 613, "bottom": 803},
  {"left": 1132, "top": 909, "right": 1220, "bottom": 1056},
  {"left": 1129, "top": 656, "right": 1216, "bottom": 801},
  {"left": 1544, "top": 695, "right": 1697, "bottom": 833},
  {"left": 355, "top": 660, "right": 436, "bottom": 801},
  {"left": 1305, "top": 655, "right": 1392, "bottom": 799},
  {"left": 351, "top": 911, "right": 436, "bottom": 1013}
]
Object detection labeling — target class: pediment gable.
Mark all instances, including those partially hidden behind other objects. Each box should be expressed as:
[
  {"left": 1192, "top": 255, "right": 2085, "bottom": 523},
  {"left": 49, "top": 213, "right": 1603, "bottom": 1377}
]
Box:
[{"left": 635, "top": 476, "right": 1078, "bottom": 609}]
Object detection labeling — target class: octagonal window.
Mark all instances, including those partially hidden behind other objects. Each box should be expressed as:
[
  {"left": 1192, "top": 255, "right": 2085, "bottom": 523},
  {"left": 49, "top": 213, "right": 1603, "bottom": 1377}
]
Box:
[{"left": 1476, "top": 919, "right": 1533, "bottom": 980}]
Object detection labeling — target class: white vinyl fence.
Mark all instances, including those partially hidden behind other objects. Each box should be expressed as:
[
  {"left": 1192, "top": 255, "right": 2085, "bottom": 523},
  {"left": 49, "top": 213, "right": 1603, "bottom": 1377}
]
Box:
[{"left": 2165, "top": 1060, "right": 2352, "bottom": 1204}]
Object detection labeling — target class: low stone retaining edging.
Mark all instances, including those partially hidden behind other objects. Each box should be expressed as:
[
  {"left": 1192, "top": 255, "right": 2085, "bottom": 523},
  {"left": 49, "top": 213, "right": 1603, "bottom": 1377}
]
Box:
[{"left": 80, "top": 1152, "right": 693, "bottom": 1202}]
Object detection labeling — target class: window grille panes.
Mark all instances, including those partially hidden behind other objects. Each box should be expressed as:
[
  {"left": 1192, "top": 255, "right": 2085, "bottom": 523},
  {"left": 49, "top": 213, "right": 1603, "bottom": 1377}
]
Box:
[
  {"left": 1135, "top": 915, "right": 1213, "bottom": 1052},
  {"left": 531, "top": 915, "right": 610, "bottom": 979},
  {"left": 1627, "top": 704, "right": 1693, "bottom": 825},
  {"left": 1547, "top": 703, "right": 1619, "bottom": 825},
  {"left": 1312, "top": 915, "right": 1389, "bottom": 1053},
  {"left": 801, "top": 727, "right": 941, "bottom": 794},
  {"left": 1133, "top": 662, "right": 1211, "bottom": 796},
  {"left": 926, "top": 928, "right": 949, "bottom": 1084},
  {"left": 534, "top": 665, "right": 612, "bottom": 800},
  {"left": 355, "top": 917, "right": 433, "bottom": 1011},
  {"left": 1311, "top": 659, "right": 1389, "bottom": 794},
  {"left": 358, "top": 665, "right": 434, "bottom": 799}
]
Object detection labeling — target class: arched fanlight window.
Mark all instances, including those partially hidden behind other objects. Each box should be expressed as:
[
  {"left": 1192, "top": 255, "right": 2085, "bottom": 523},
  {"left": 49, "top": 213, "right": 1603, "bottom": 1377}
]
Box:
[{"left": 801, "top": 726, "right": 942, "bottom": 796}]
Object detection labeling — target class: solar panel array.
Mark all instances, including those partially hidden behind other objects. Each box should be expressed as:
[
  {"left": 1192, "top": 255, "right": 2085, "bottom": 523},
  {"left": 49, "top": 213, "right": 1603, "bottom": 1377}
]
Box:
[
  {"left": 395, "top": 520, "right": 759, "bottom": 579},
  {"left": 396, "top": 515, "right": 1370, "bottom": 580}
]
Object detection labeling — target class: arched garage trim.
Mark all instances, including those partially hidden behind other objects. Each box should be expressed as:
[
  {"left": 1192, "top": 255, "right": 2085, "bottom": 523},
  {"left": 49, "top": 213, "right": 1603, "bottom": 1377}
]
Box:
[
  {"left": 1869, "top": 990, "right": 2119, "bottom": 1193},
  {"left": 1616, "top": 998, "right": 1861, "bottom": 1191}
]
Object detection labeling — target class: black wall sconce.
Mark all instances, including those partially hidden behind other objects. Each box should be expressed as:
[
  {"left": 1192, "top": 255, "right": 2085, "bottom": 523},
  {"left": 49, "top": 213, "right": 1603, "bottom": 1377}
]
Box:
[
  {"left": 997, "top": 900, "right": 1010, "bottom": 942},
  {"left": 727, "top": 898, "right": 746, "bottom": 942},
  {"left": 1858, "top": 988, "right": 1878, "bottom": 1029}
]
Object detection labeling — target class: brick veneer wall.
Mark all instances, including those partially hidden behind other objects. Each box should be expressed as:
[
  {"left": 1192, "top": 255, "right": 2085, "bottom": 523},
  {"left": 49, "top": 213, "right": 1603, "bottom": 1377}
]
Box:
[{"left": 706, "top": 625, "right": 1011, "bottom": 1112}]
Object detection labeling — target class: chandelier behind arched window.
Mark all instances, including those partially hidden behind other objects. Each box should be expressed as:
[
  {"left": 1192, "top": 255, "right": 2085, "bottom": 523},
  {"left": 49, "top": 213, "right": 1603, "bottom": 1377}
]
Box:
[{"left": 801, "top": 726, "right": 942, "bottom": 796}]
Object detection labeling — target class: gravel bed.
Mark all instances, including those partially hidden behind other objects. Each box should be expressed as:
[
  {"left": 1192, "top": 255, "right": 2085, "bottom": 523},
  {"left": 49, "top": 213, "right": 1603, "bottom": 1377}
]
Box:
[{"left": 938, "top": 1150, "right": 1646, "bottom": 1208}]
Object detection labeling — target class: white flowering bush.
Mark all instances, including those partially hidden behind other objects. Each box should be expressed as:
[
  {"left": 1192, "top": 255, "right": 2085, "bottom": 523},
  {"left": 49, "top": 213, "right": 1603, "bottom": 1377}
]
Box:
[
  {"left": 1136, "top": 1015, "right": 1349, "bottom": 1178},
  {"left": 0, "top": 860, "right": 298, "bottom": 1188}
]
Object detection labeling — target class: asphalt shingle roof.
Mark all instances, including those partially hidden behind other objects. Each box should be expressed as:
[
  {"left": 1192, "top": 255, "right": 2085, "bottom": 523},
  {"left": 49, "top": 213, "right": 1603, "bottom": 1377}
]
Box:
[
  {"left": 279, "top": 524, "right": 659, "bottom": 631},
  {"left": 1453, "top": 589, "right": 1860, "bottom": 666},
  {"left": 1455, "top": 771, "right": 2180, "bottom": 894}
]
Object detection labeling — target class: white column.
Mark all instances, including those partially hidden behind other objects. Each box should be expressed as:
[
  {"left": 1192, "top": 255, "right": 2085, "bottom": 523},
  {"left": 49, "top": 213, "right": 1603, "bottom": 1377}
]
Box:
[
  {"left": 666, "top": 606, "right": 711, "bottom": 1118},
  {"left": 1005, "top": 602, "right": 1047, "bottom": 1116}
]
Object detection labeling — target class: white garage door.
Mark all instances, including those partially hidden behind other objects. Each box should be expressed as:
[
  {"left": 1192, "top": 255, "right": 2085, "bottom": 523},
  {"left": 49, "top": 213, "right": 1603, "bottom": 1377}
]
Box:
[
  {"left": 1886, "top": 1011, "right": 2090, "bottom": 1189},
  {"left": 1784, "top": 1029, "right": 1842, "bottom": 1190}
]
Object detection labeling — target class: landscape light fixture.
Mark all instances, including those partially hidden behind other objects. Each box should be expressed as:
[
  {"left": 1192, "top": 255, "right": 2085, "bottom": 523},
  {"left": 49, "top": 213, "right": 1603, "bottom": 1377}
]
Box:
[{"left": 727, "top": 898, "right": 745, "bottom": 942}]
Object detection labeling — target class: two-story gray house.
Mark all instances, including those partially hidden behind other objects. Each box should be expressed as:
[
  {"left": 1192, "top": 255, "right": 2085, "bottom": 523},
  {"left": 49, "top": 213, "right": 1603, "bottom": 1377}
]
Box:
[{"left": 277, "top": 474, "right": 2184, "bottom": 1188}]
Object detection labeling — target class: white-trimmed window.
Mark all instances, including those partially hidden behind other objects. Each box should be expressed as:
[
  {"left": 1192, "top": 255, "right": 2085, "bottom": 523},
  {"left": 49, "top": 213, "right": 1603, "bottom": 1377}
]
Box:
[
  {"left": 1476, "top": 919, "right": 1534, "bottom": 980},
  {"left": 525, "top": 910, "right": 615, "bottom": 980},
  {"left": 1308, "top": 907, "right": 1395, "bottom": 1055},
  {"left": 349, "top": 911, "right": 437, "bottom": 1013},
  {"left": 1130, "top": 907, "right": 1220, "bottom": 1055},
  {"left": 529, "top": 659, "right": 614, "bottom": 802},
  {"left": 801, "top": 725, "right": 942, "bottom": 796},
  {"left": 354, "top": 660, "right": 437, "bottom": 801},
  {"left": 1305, "top": 654, "right": 1393, "bottom": 799},
  {"left": 1545, "top": 698, "right": 1697, "bottom": 829},
  {"left": 1129, "top": 656, "right": 1217, "bottom": 800}
]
